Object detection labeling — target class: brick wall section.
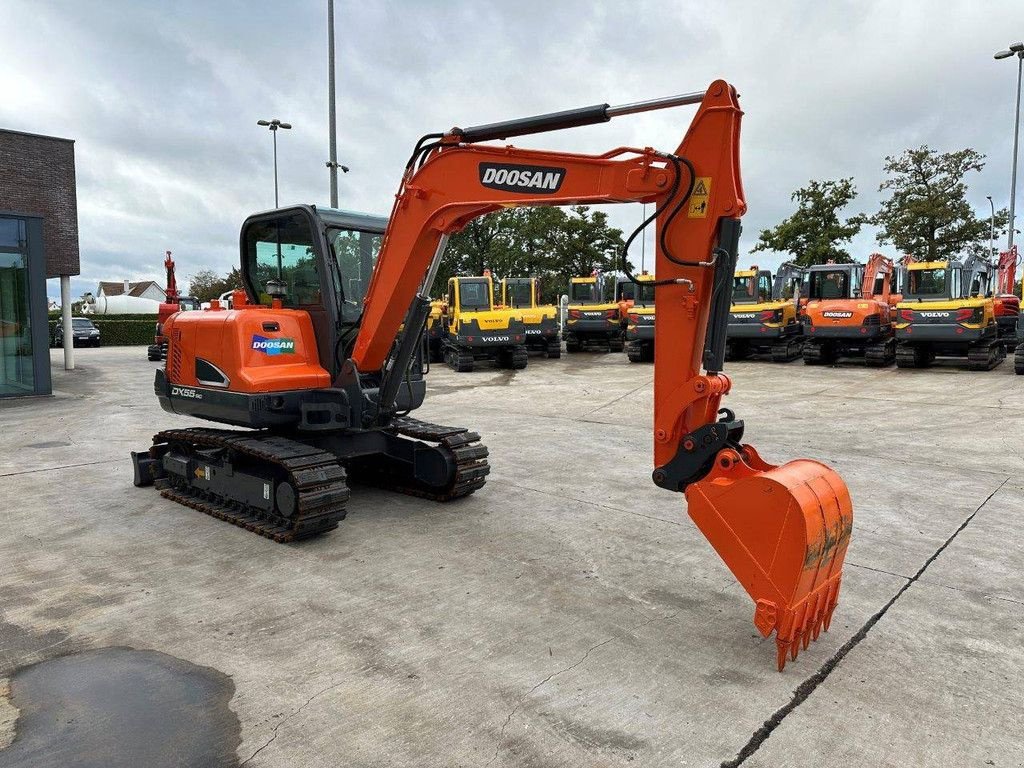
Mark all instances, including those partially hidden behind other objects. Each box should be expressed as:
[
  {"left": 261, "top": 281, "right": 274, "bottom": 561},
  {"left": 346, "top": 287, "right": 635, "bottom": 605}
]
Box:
[{"left": 0, "top": 129, "right": 80, "bottom": 277}]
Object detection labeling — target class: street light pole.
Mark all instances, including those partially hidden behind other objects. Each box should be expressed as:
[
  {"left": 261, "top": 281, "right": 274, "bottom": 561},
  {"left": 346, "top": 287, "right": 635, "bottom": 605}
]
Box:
[
  {"left": 257, "top": 118, "right": 292, "bottom": 208},
  {"left": 987, "top": 195, "right": 996, "bottom": 260},
  {"left": 327, "top": 0, "right": 338, "bottom": 208},
  {"left": 995, "top": 43, "right": 1024, "bottom": 249}
]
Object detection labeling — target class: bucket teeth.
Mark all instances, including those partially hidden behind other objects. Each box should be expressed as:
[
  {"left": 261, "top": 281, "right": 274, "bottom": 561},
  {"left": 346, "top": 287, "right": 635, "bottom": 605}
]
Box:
[
  {"left": 770, "top": 583, "right": 841, "bottom": 671},
  {"left": 684, "top": 446, "right": 852, "bottom": 672}
]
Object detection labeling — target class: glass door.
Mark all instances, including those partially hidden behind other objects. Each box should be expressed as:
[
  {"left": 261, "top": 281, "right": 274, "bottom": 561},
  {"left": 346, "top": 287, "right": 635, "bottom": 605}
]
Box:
[{"left": 0, "top": 217, "right": 34, "bottom": 396}]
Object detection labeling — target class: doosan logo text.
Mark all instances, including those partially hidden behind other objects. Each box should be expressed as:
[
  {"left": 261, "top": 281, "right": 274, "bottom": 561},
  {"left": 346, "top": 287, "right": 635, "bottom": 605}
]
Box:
[
  {"left": 822, "top": 311, "right": 853, "bottom": 319},
  {"left": 479, "top": 163, "right": 565, "bottom": 194},
  {"left": 251, "top": 335, "right": 296, "bottom": 355}
]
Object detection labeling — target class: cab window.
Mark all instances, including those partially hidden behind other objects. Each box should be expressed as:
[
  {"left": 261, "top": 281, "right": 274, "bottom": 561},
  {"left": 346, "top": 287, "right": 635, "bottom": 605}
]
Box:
[
  {"left": 328, "top": 227, "right": 383, "bottom": 319},
  {"left": 507, "top": 281, "right": 533, "bottom": 308},
  {"left": 732, "top": 276, "right": 756, "bottom": 302},
  {"left": 907, "top": 268, "right": 947, "bottom": 297},
  {"left": 617, "top": 282, "right": 635, "bottom": 302},
  {"left": 637, "top": 282, "right": 656, "bottom": 304},
  {"left": 459, "top": 280, "right": 491, "bottom": 310},
  {"left": 757, "top": 273, "right": 772, "bottom": 302},
  {"left": 245, "top": 212, "right": 322, "bottom": 307},
  {"left": 570, "top": 282, "right": 595, "bottom": 302},
  {"left": 809, "top": 270, "right": 851, "bottom": 300}
]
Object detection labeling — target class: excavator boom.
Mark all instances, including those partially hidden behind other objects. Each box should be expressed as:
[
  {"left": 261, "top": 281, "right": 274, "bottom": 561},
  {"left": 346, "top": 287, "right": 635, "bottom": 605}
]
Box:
[
  {"left": 350, "top": 81, "right": 852, "bottom": 669},
  {"left": 134, "top": 82, "right": 852, "bottom": 670}
]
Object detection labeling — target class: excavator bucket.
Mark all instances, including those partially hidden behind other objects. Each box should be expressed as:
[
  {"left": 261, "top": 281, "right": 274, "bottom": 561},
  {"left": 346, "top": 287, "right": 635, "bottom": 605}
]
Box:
[{"left": 685, "top": 445, "right": 853, "bottom": 671}]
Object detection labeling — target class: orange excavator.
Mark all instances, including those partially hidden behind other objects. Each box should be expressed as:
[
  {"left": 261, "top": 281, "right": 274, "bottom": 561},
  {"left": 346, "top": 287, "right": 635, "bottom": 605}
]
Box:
[
  {"left": 995, "top": 246, "right": 1021, "bottom": 351},
  {"left": 802, "top": 253, "right": 897, "bottom": 366},
  {"left": 148, "top": 251, "right": 200, "bottom": 361},
  {"left": 130, "top": 82, "right": 852, "bottom": 670}
]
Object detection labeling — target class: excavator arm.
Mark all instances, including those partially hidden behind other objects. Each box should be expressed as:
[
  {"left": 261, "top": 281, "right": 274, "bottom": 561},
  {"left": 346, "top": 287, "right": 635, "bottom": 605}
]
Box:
[
  {"left": 352, "top": 81, "right": 852, "bottom": 670},
  {"left": 163, "top": 250, "right": 179, "bottom": 303},
  {"left": 862, "top": 252, "right": 895, "bottom": 301},
  {"left": 997, "top": 246, "right": 1019, "bottom": 295}
]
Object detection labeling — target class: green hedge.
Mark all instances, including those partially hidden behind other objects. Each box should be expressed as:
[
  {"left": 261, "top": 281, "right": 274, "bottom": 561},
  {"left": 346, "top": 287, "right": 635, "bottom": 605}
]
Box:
[{"left": 49, "top": 318, "right": 155, "bottom": 346}]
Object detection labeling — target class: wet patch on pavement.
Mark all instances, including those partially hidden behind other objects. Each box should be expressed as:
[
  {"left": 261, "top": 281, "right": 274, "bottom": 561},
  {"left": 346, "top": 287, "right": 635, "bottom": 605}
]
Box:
[{"left": 0, "top": 647, "right": 241, "bottom": 768}]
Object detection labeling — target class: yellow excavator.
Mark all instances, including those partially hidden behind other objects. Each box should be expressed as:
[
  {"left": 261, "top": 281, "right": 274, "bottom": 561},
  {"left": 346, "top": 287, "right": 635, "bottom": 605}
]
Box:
[
  {"left": 440, "top": 275, "right": 527, "bottom": 371},
  {"left": 563, "top": 274, "right": 625, "bottom": 352},
  {"left": 894, "top": 255, "right": 1004, "bottom": 370},
  {"left": 425, "top": 298, "right": 445, "bottom": 362},
  {"left": 726, "top": 263, "right": 805, "bottom": 361},
  {"left": 498, "top": 277, "right": 561, "bottom": 358},
  {"left": 625, "top": 272, "right": 656, "bottom": 362}
]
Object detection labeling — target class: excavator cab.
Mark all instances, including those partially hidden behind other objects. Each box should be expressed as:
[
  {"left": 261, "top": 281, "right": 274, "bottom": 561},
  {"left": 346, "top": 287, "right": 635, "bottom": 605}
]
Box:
[
  {"left": 726, "top": 265, "right": 804, "bottom": 362},
  {"left": 895, "top": 257, "right": 1004, "bottom": 369},
  {"left": 625, "top": 272, "right": 656, "bottom": 362},
  {"left": 439, "top": 276, "right": 527, "bottom": 371},
  {"left": 803, "top": 259, "right": 896, "bottom": 366},
  {"left": 564, "top": 275, "right": 625, "bottom": 352},
  {"left": 500, "top": 277, "right": 560, "bottom": 358}
]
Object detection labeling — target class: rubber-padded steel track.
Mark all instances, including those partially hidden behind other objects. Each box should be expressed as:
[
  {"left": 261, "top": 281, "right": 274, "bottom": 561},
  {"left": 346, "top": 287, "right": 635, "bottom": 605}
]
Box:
[
  {"left": 356, "top": 416, "right": 490, "bottom": 500},
  {"left": 967, "top": 341, "right": 1006, "bottom": 371},
  {"left": 771, "top": 336, "right": 804, "bottom": 362},
  {"left": 151, "top": 428, "right": 350, "bottom": 543},
  {"left": 864, "top": 338, "right": 895, "bottom": 367}
]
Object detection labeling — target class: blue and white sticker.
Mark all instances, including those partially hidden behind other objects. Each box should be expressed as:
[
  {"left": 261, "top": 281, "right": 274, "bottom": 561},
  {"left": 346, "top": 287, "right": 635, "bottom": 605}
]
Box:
[{"left": 251, "top": 334, "right": 296, "bottom": 355}]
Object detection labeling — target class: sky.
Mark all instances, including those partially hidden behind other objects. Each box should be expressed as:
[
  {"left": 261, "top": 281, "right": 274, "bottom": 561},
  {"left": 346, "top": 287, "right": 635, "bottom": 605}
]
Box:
[{"left": 1, "top": 0, "right": 1021, "bottom": 301}]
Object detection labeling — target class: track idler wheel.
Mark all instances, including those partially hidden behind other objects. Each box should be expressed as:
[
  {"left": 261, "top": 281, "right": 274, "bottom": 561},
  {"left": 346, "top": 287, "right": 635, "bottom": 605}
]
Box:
[{"left": 685, "top": 445, "right": 853, "bottom": 671}]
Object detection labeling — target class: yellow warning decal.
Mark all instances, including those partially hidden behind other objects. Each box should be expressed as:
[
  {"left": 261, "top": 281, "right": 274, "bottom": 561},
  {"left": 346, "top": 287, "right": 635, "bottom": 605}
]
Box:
[{"left": 688, "top": 177, "right": 712, "bottom": 218}]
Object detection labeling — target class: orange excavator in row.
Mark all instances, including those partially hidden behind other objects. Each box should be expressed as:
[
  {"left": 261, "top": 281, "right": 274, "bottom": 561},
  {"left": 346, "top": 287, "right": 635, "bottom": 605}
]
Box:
[
  {"left": 130, "top": 82, "right": 852, "bottom": 670},
  {"left": 802, "top": 253, "right": 897, "bottom": 366}
]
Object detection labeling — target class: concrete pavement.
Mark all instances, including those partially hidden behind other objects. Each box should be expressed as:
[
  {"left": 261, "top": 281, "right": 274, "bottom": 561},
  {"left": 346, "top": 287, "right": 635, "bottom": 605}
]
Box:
[{"left": 0, "top": 346, "right": 1020, "bottom": 767}]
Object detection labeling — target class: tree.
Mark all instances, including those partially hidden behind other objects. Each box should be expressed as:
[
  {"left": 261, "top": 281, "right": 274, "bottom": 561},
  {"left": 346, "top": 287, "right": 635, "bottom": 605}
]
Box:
[
  {"left": 872, "top": 146, "right": 1008, "bottom": 261},
  {"left": 752, "top": 178, "right": 867, "bottom": 266},
  {"left": 187, "top": 267, "right": 243, "bottom": 301},
  {"left": 439, "top": 205, "right": 627, "bottom": 303}
]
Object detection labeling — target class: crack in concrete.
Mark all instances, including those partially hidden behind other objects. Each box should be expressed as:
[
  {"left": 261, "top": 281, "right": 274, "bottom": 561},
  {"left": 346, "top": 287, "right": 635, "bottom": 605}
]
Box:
[
  {"left": 486, "top": 610, "right": 679, "bottom": 767},
  {"left": 239, "top": 679, "right": 344, "bottom": 767},
  {"left": 582, "top": 379, "right": 655, "bottom": 418},
  {"left": 719, "top": 476, "right": 1011, "bottom": 768},
  {"left": 845, "top": 561, "right": 912, "bottom": 580},
  {"left": 0, "top": 459, "right": 119, "bottom": 478},
  {"left": 912, "top": 578, "right": 1024, "bottom": 608}
]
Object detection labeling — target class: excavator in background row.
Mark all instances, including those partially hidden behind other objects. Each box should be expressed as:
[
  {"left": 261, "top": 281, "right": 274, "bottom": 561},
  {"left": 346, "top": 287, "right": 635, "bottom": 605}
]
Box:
[
  {"left": 622, "top": 274, "right": 655, "bottom": 364},
  {"left": 425, "top": 298, "right": 445, "bottom": 362},
  {"left": 624, "top": 272, "right": 656, "bottom": 362},
  {"left": 439, "top": 275, "right": 528, "bottom": 371},
  {"left": 130, "top": 81, "right": 852, "bottom": 670},
  {"left": 802, "top": 254, "right": 897, "bottom": 366},
  {"left": 995, "top": 246, "right": 1021, "bottom": 352},
  {"left": 726, "top": 262, "right": 805, "bottom": 362},
  {"left": 563, "top": 274, "right": 626, "bottom": 352},
  {"left": 499, "top": 277, "right": 561, "bottom": 358},
  {"left": 894, "top": 255, "right": 1005, "bottom": 370},
  {"left": 148, "top": 251, "right": 200, "bottom": 361}
]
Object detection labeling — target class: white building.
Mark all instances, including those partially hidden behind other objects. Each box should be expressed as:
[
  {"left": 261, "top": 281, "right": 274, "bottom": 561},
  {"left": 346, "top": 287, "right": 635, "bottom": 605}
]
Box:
[{"left": 96, "top": 279, "right": 164, "bottom": 302}]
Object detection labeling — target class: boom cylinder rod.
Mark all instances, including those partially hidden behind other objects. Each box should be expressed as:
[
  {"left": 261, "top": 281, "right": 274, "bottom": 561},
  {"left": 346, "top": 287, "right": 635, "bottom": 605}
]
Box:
[
  {"left": 605, "top": 90, "right": 706, "bottom": 118},
  {"left": 455, "top": 89, "right": 707, "bottom": 144}
]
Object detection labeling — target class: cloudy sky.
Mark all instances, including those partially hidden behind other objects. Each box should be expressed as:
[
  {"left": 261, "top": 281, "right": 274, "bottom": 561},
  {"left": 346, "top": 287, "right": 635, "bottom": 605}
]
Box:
[{"left": 1, "top": 0, "right": 1022, "bottom": 300}]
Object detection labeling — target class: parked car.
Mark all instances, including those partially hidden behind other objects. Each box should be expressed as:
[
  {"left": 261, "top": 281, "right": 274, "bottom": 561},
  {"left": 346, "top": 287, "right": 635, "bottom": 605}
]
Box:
[{"left": 53, "top": 317, "right": 102, "bottom": 347}]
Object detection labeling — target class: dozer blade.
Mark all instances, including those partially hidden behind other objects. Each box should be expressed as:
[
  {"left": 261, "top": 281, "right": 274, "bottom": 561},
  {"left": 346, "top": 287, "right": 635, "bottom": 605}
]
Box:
[{"left": 684, "top": 444, "right": 853, "bottom": 671}]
